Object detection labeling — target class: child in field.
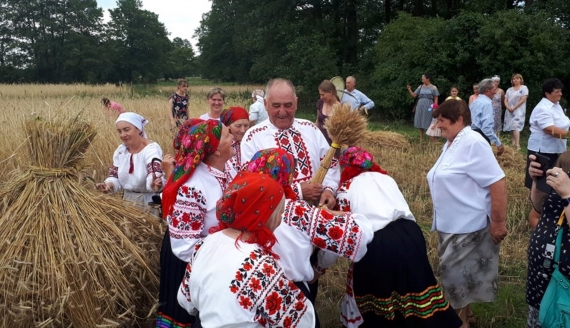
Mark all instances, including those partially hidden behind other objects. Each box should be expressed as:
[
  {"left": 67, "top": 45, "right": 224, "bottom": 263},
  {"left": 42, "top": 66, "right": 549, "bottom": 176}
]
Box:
[
  {"left": 169, "top": 78, "right": 190, "bottom": 128},
  {"left": 445, "top": 86, "right": 461, "bottom": 101},
  {"left": 101, "top": 97, "right": 125, "bottom": 115}
]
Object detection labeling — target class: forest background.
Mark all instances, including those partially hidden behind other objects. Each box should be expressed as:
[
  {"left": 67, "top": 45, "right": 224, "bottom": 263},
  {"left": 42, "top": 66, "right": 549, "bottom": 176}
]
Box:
[{"left": 1, "top": 0, "right": 570, "bottom": 118}]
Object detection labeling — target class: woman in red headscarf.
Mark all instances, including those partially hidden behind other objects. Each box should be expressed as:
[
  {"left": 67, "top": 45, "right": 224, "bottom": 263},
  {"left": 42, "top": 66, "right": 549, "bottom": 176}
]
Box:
[
  {"left": 336, "top": 146, "right": 461, "bottom": 328},
  {"left": 156, "top": 119, "right": 236, "bottom": 328},
  {"left": 220, "top": 106, "right": 250, "bottom": 171},
  {"left": 177, "top": 172, "right": 317, "bottom": 327}
]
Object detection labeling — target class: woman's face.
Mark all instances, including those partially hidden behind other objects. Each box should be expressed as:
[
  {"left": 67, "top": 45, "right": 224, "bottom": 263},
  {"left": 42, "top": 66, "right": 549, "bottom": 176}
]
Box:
[
  {"left": 116, "top": 121, "right": 143, "bottom": 148},
  {"left": 421, "top": 75, "right": 429, "bottom": 84},
  {"left": 436, "top": 115, "right": 464, "bottom": 142},
  {"left": 216, "top": 125, "right": 235, "bottom": 160},
  {"left": 473, "top": 85, "right": 479, "bottom": 94},
  {"left": 493, "top": 80, "right": 499, "bottom": 88},
  {"left": 319, "top": 89, "right": 335, "bottom": 103},
  {"left": 178, "top": 84, "right": 188, "bottom": 94},
  {"left": 512, "top": 76, "right": 522, "bottom": 86},
  {"left": 229, "top": 119, "right": 250, "bottom": 142},
  {"left": 450, "top": 88, "right": 458, "bottom": 97},
  {"left": 208, "top": 93, "right": 224, "bottom": 113},
  {"left": 546, "top": 89, "right": 563, "bottom": 103}
]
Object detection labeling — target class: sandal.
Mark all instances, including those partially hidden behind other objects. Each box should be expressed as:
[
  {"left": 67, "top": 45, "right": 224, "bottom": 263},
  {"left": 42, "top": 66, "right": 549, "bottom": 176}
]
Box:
[{"left": 468, "top": 314, "right": 476, "bottom": 325}]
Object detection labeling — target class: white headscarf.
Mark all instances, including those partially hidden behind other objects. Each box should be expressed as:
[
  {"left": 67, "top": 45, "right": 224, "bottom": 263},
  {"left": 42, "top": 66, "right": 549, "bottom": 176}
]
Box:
[{"left": 116, "top": 112, "right": 149, "bottom": 138}]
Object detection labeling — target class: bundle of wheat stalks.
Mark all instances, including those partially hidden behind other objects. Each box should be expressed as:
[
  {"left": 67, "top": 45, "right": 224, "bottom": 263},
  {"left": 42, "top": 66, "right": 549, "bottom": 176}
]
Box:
[
  {"left": 0, "top": 116, "right": 163, "bottom": 327},
  {"left": 362, "top": 130, "right": 411, "bottom": 150},
  {"left": 312, "top": 103, "right": 369, "bottom": 184}
]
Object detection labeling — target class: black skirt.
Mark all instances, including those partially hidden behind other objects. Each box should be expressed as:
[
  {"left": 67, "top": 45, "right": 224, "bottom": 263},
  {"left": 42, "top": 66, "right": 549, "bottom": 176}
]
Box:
[
  {"left": 156, "top": 229, "right": 196, "bottom": 327},
  {"left": 352, "top": 219, "right": 462, "bottom": 328}
]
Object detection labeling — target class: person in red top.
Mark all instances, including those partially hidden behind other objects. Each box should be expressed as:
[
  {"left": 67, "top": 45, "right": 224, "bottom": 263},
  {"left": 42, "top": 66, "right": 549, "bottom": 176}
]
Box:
[{"left": 101, "top": 97, "right": 125, "bottom": 115}]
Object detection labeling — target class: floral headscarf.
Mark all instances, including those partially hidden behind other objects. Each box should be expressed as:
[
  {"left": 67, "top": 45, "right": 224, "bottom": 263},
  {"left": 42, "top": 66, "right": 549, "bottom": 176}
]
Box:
[
  {"left": 162, "top": 119, "right": 223, "bottom": 219},
  {"left": 220, "top": 106, "right": 249, "bottom": 126},
  {"left": 246, "top": 148, "right": 297, "bottom": 200},
  {"left": 213, "top": 172, "right": 284, "bottom": 257},
  {"left": 339, "top": 146, "right": 387, "bottom": 185}
]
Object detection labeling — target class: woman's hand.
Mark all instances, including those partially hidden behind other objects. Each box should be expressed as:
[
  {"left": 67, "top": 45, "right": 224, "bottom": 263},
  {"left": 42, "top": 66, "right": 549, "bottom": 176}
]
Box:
[
  {"left": 151, "top": 173, "right": 164, "bottom": 192},
  {"left": 161, "top": 154, "right": 176, "bottom": 180},
  {"left": 546, "top": 167, "right": 570, "bottom": 198},
  {"left": 406, "top": 84, "right": 412, "bottom": 91},
  {"left": 95, "top": 182, "right": 114, "bottom": 193},
  {"left": 528, "top": 155, "right": 544, "bottom": 181}
]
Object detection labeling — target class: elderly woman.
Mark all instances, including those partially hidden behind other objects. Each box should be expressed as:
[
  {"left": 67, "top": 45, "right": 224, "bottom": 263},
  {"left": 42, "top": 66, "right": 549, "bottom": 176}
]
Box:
[
  {"left": 177, "top": 172, "right": 317, "bottom": 327},
  {"left": 504, "top": 73, "right": 529, "bottom": 150},
  {"left": 491, "top": 75, "right": 505, "bottom": 136},
  {"left": 407, "top": 73, "right": 439, "bottom": 142},
  {"left": 525, "top": 78, "right": 569, "bottom": 228},
  {"left": 316, "top": 80, "right": 341, "bottom": 145},
  {"left": 156, "top": 119, "right": 236, "bottom": 328},
  {"left": 199, "top": 87, "right": 226, "bottom": 121},
  {"left": 335, "top": 146, "right": 461, "bottom": 328},
  {"left": 427, "top": 99, "right": 507, "bottom": 328},
  {"left": 220, "top": 106, "right": 250, "bottom": 171},
  {"left": 527, "top": 151, "right": 570, "bottom": 327},
  {"left": 96, "top": 112, "right": 164, "bottom": 214}
]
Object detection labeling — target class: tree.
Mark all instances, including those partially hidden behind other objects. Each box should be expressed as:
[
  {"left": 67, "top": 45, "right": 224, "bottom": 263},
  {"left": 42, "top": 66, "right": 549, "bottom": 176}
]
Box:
[{"left": 163, "top": 37, "right": 197, "bottom": 80}]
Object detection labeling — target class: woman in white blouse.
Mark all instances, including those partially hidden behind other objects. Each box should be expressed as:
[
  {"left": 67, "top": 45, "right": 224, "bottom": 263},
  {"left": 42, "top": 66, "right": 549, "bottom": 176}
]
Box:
[
  {"left": 96, "top": 112, "right": 164, "bottom": 214},
  {"left": 525, "top": 78, "right": 569, "bottom": 227},
  {"left": 427, "top": 100, "right": 507, "bottom": 328}
]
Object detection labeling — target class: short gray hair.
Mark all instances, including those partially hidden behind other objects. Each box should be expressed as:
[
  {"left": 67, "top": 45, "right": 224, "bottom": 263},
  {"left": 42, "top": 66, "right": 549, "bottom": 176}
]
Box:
[
  {"left": 491, "top": 75, "right": 501, "bottom": 82},
  {"left": 478, "top": 79, "right": 495, "bottom": 94},
  {"left": 252, "top": 89, "right": 265, "bottom": 98},
  {"left": 265, "top": 78, "right": 297, "bottom": 99}
]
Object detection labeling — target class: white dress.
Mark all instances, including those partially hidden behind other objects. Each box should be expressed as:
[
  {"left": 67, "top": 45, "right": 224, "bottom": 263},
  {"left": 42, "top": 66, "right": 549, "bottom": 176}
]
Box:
[
  {"left": 104, "top": 142, "right": 164, "bottom": 212},
  {"left": 240, "top": 119, "right": 340, "bottom": 193},
  {"left": 503, "top": 85, "right": 528, "bottom": 131},
  {"left": 178, "top": 232, "right": 316, "bottom": 328}
]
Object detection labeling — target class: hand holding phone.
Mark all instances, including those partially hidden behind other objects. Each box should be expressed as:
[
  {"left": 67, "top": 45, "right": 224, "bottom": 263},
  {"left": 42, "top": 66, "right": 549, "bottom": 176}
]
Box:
[{"left": 534, "top": 153, "right": 552, "bottom": 194}]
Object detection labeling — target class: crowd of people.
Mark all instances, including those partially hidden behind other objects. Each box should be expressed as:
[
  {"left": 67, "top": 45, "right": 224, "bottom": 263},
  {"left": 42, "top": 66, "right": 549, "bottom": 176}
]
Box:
[{"left": 93, "top": 74, "right": 568, "bottom": 328}]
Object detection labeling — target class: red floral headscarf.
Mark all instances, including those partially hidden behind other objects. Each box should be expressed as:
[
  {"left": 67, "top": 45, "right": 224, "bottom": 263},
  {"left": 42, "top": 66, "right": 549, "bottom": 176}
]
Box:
[
  {"left": 213, "top": 172, "right": 284, "bottom": 257},
  {"left": 246, "top": 148, "right": 297, "bottom": 200},
  {"left": 220, "top": 106, "right": 249, "bottom": 126},
  {"left": 162, "top": 119, "right": 223, "bottom": 219},
  {"left": 339, "top": 146, "right": 387, "bottom": 185}
]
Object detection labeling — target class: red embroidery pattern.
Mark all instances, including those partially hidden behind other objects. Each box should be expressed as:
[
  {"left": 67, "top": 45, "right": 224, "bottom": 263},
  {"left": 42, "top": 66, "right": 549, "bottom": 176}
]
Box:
[
  {"left": 336, "top": 180, "right": 352, "bottom": 212},
  {"left": 245, "top": 125, "right": 269, "bottom": 142},
  {"left": 168, "top": 185, "right": 207, "bottom": 239},
  {"left": 274, "top": 128, "right": 312, "bottom": 182},
  {"left": 229, "top": 249, "right": 308, "bottom": 326},
  {"left": 283, "top": 200, "right": 363, "bottom": 261},
  {"left": 206, "top": 164, "right": 233, "bottom": 191},
  {"left": 147, "top": 161, "right": 163, "bottom": 175},
  {"left": 179, "top": 240, "right": 205, "bottom": 303},
  {"left": 229, "top": 141, "right": 242, "bottom": 172},
  {"left": 108, "top": 165, "right": 118, "bottom": 178}
]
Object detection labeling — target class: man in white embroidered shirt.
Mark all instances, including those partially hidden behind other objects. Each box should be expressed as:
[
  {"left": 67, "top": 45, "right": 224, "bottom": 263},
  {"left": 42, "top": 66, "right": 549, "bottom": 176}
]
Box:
[
  {"left": 241, "top": 78, "right": 339, "bottom": 209},
  {"left": 469, "top": 78, "right": 505, "bottom": 155},
  {"left": 341, "top": 76, "right": 375, "bottom": 112}
]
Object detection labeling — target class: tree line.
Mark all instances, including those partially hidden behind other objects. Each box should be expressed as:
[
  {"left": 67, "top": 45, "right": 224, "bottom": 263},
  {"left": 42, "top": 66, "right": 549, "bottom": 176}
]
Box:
[{"left": 1, "top": 0, "right": 569, "bottom": 117}]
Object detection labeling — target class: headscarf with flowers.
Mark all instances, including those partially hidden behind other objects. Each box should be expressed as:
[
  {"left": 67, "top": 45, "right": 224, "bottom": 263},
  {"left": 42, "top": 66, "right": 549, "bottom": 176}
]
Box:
[
  {"left": 220, "top": 106, "right": 249, "bottom": 127},
  {"left": 246, "top": 148, "right": 297, "bottom": 200},
  {"left": 162, "top": 119, "right": 223, "bottom": 219},
  {"left": 213, "top": 172, "right": 284, "bottom": 257},
  {"left": 339, "top": 146, "right": 387, "bottom": 185}
]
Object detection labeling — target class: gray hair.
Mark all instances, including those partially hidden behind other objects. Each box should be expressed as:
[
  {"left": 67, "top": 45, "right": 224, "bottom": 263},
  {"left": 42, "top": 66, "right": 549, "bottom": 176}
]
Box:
[
  {"left": 265, "top": 78, "right": 297, "bottom": 99},
  {"left": 491, "top": 75, "right": 501, "bottom": 82},
  {"left": 252, "top": 89, "right": 265, "bottom": 98},
  {"left": 478, "top": 79, "right": 495, "bottom": 94},
  {"left": 346, "top": 76, "right": 356, "bottom": 83}
]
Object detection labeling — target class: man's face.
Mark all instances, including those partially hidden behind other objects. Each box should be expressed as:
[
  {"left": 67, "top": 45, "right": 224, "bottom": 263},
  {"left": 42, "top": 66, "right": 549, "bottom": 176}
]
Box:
[
  {"left": 345, "top": 78, "right": 355, "bottom": 92},
  {"left": 265, "top": 82, "right": 298, "bottom": 130}
]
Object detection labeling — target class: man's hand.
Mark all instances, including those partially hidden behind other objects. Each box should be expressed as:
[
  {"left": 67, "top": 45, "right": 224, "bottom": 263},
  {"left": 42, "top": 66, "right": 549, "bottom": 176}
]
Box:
[
  {"left": 319, "top": 189, "right": 336, "bottom": 210},
  {"left": 300, "top": 182, "right": 322, "bottom": 202},
  {"left": 496, "top": 145, "right": 505, "bottom": 156},
  {"left": 490, "top": 221, "right": 507, "bottom": 244}
]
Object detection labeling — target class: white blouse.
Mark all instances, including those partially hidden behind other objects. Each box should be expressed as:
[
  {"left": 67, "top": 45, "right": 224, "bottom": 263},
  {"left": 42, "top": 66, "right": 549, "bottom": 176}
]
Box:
[
  {"left": 178, "top": 232, "right": 316, "bottom": 328},
  {"left": 427, "top": 127, "right": 505, "bottom": 234},
  {"left": 528, "top": 97, "right": 570, "bottom": 154},
  {"left": 167, "top": 162, "right": 236, "bottom": 262}
]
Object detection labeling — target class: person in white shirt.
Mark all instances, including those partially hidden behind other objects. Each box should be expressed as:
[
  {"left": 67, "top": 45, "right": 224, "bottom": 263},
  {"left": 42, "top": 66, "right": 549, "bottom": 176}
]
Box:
[
  {"left": 427, "top": 99, "right": 507, "bottom": 328},
  {"left": 249, "top": 89, "right": 268, "bottom": 125},
  {"left": 341, "top": 76, "right": 374, "bottom": 112},
  {"left": 525, "top": 78, "right": 569, "bottom": 227},
  {"left": 199, "top": 87, "right": 225, "bottom": 121},
  {"left": 241, "top": 78, "right": 339, "bottom": 209}
]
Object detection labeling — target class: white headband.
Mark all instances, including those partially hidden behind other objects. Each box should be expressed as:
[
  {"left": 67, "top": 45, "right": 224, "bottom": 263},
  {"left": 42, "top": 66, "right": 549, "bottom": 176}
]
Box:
[{"left": 116, "top": 112, "right": 149, "bottom": 139}]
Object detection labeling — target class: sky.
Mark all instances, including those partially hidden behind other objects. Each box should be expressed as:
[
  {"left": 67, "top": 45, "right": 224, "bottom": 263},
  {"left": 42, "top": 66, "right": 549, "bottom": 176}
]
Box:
[{"left": 97, "top": 0, "right": 212, "bottom": 50}]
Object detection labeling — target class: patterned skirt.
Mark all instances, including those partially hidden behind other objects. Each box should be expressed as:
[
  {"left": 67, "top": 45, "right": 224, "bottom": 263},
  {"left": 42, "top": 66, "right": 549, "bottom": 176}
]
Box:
[
  {"left": 352, "top": 219, "right": 462, "bottom": 327},
  {"left": 438, "top": 223, "right": 499, "bottom": 309},
  {"left": 156, "top": 229, "right": 196, "bottom": 328}
]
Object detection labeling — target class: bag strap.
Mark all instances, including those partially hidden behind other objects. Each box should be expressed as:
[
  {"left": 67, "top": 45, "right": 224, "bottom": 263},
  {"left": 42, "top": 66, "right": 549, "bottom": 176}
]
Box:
[{"left": 554, "top": 210, "right": 566, "bottom": 265}]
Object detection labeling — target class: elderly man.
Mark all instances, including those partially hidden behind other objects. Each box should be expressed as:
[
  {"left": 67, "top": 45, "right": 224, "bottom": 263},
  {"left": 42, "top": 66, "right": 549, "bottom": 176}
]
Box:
[
  {"left": 470, "top": 78, "right": 505, "bottom": 155},
  {"left": 241, "top": 78, "right": 339, "bottom": 208},
  {"left": 341, "top": 76, "right": 375, "bottom": 112},
  {"left": 249, "top": 89, "right": 268, "bottom": 125}
]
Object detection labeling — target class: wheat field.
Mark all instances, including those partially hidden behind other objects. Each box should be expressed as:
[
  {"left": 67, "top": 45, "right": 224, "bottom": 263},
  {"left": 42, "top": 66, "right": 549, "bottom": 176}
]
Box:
[{"left": 0, "top": 83, "right": 531, "bottom": 327}]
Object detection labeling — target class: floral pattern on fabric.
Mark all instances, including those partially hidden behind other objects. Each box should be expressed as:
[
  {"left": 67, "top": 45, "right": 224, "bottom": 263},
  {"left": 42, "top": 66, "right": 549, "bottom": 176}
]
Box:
[
  {"left": 147, "top": 160, "right": 163, "bottom": 175},
  {"left": 247, "top": 148, "right": 297, "bottom": 200},
  {"left": 229, "top": 249, "right": 308, "bottom": 327},
  {"left": 108, "top": 165, "right": 118, "bottom": 179},
  {"left": 340, "top": 147, "right": 373, "bottom": 169},
  {"left": 275, "top": 128, "right": 313, "bottom": 181},
  {"left": 171, "top": 92, "right": 189, "bottom": 120},
  {"left": 245, "top": 126, "right": 269, "bottom": 142},
  {"left": 168, "top": 186, "right": 207, "bottom": 239},
  {"left": 229, "top": 140, "right": 242, "bottom": 172},
  {"left": 179, "top": 240, "right": 205, "bottom": 304},
  {"left": 336, "top": 180, "right": 352, "bottom": 211},
  {"left": 282, "top": 199, "right": 364, "bottom": 261}
]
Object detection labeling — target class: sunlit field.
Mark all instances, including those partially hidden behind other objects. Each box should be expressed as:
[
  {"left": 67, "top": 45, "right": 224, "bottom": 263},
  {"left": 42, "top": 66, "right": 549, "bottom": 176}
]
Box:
[{"left": 0, "top": 83, "right": 532, "bottom": 327}]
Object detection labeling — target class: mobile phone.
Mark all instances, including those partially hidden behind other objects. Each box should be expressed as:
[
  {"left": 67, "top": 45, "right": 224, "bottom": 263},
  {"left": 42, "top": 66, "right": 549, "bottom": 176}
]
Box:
[{"left": 534, "top": 153, "right": 552, "bottom": 194}]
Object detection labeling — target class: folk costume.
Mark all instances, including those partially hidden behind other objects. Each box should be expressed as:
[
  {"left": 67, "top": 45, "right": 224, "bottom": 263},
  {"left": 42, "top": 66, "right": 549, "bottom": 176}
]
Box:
[
  {"left": 221, "top": 107, "right": 250, "bottom": 172},
  {"left": 156, "top": 119, "right": 235, "bottom": 328},
  {"left": 337, "top": 147, "right": 462, "bottom": 328},
  {"left": 104, "top": 112, "right": 164, "bottom": 213},
  {"left": 177, "top": 172, "right": 316, "bottom": 327},
  {"left": 240, "top": 118, "right": 340, "bottom": 197}
]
